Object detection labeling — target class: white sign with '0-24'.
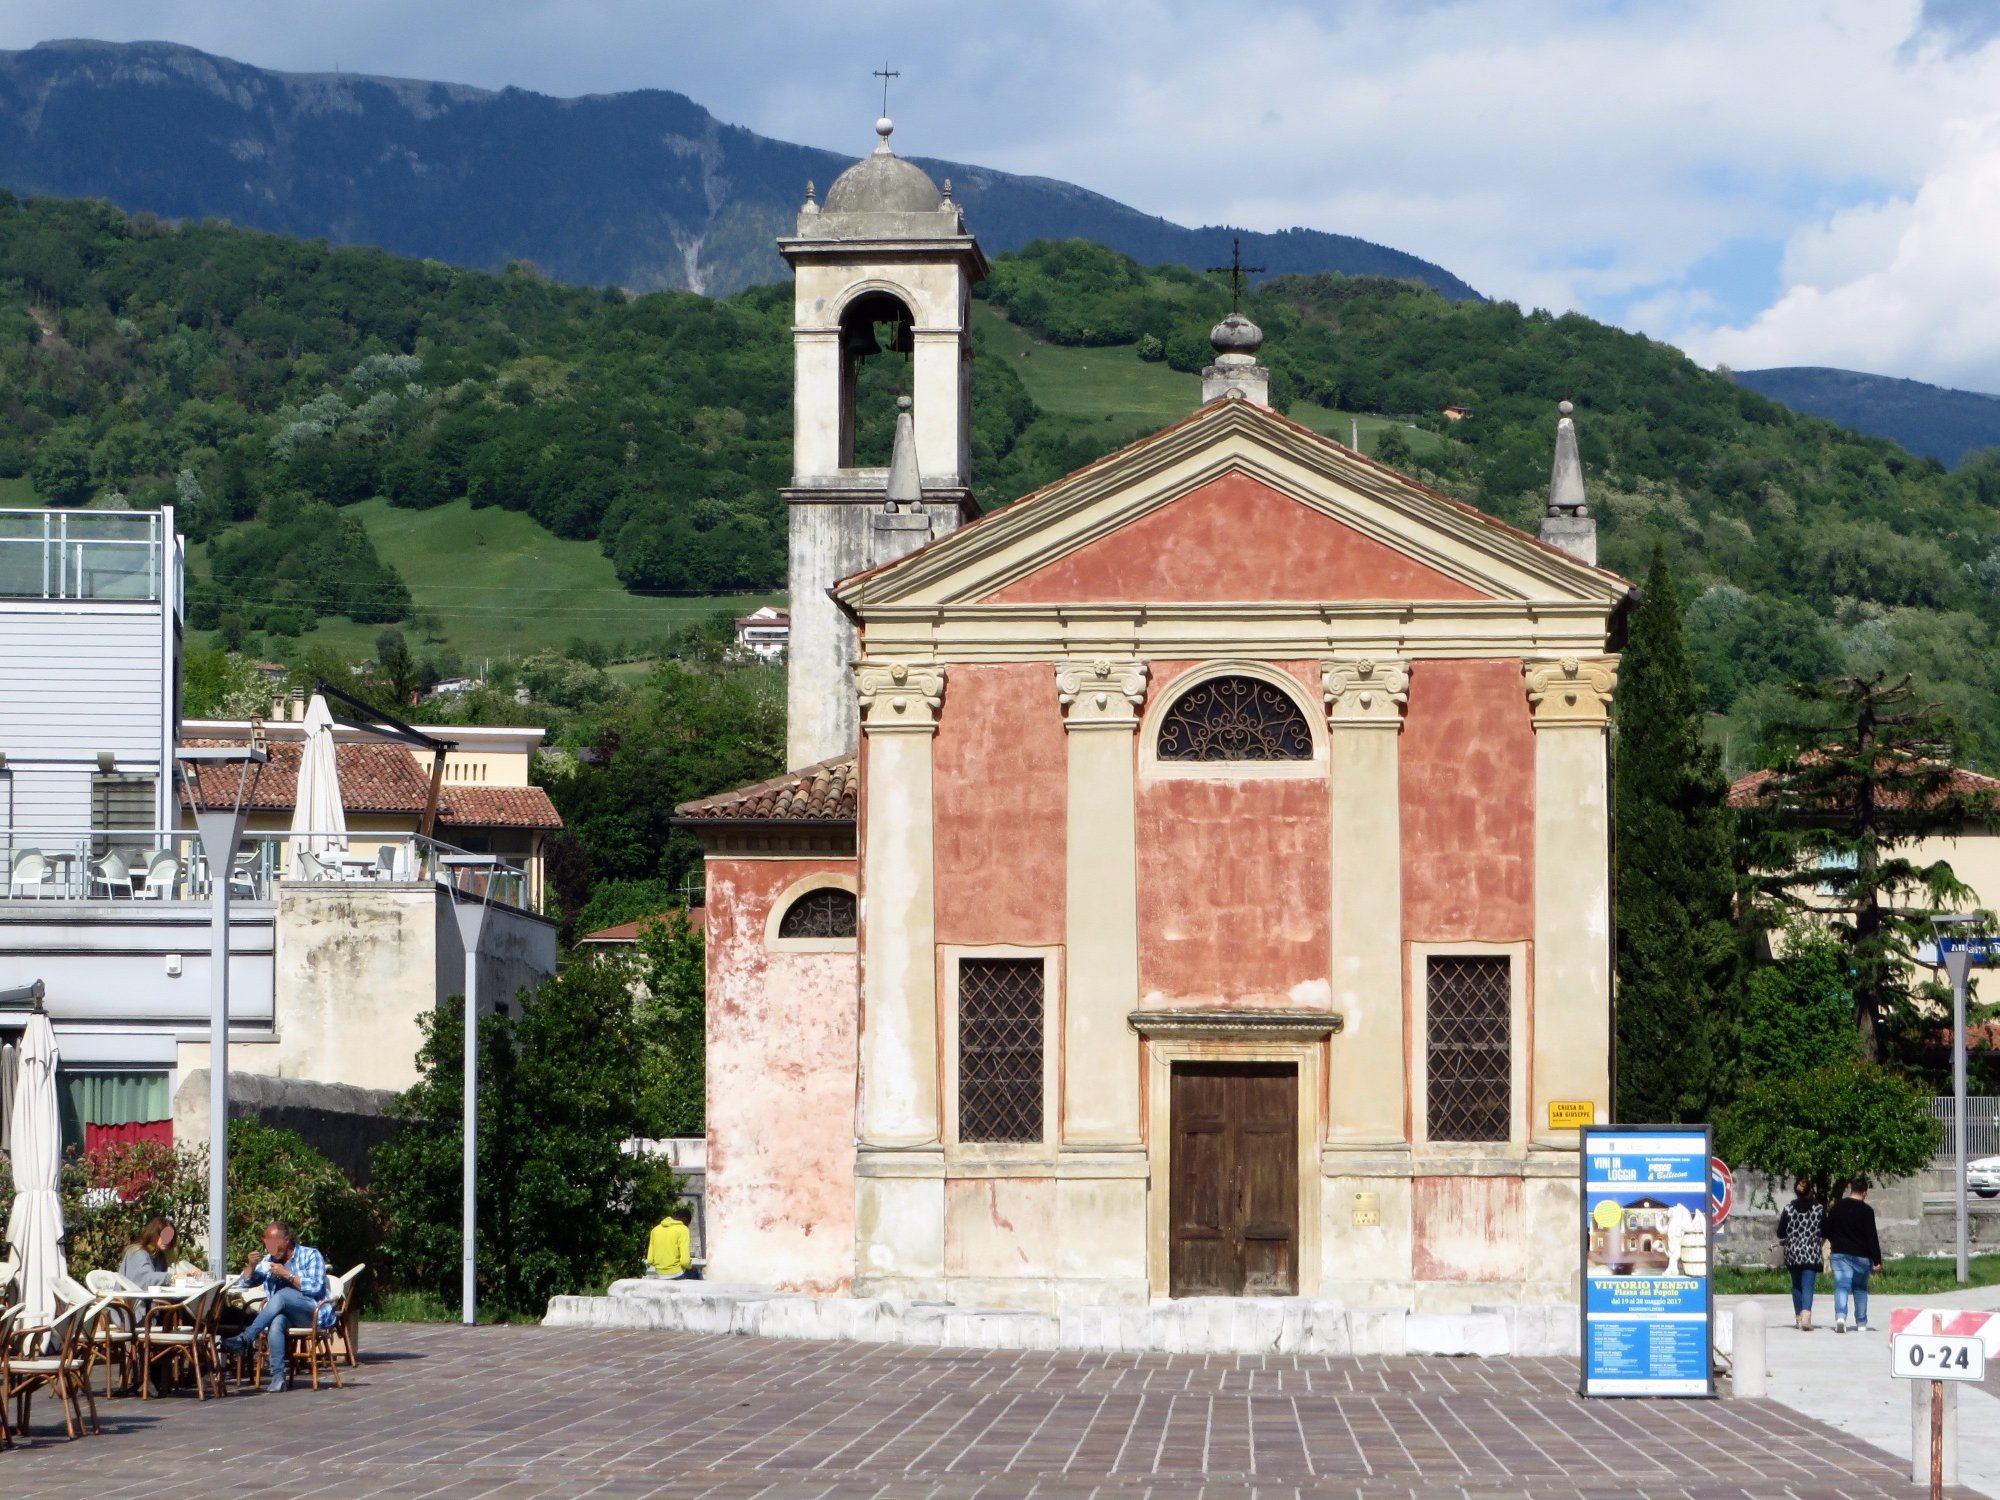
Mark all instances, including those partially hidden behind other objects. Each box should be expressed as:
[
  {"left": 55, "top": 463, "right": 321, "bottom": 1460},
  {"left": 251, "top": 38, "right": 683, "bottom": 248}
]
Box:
[{"left": 1891, "top": 1333, "right": 1987, "bottom": 1381}]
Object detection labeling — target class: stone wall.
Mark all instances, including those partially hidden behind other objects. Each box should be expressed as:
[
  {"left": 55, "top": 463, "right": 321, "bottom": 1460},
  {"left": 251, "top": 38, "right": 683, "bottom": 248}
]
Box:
[{"left": 173, "top": 1067, "right": 399, "bottom": 1183}]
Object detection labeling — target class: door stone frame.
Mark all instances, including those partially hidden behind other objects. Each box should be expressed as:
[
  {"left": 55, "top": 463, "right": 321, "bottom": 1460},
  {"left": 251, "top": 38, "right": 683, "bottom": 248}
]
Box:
[{"left": 1133, "top": 1011, "right": 1338, "bottom": 1300}]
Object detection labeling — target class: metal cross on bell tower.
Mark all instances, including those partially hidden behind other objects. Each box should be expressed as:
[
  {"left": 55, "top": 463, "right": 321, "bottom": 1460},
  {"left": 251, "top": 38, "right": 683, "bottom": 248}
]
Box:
[
  {"left": 874, "top": 63, "right": 900, "bottom": 117},
  {"left": 1206, "top": 236, "right": 1265, "bottom": 313}
]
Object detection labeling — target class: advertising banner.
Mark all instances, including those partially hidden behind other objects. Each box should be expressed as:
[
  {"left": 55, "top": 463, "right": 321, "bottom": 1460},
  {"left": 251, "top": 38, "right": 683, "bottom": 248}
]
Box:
[{"left": 1580, "top": 1124, "right": 1714, "bottom": 1397}]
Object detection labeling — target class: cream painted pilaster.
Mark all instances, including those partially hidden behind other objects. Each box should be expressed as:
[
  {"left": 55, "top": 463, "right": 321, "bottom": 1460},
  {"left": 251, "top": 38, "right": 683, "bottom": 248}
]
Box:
[
  {"left": 1523, "top": 656, "right": 1617, "bottom": 1145},
  {"left": 855, "top": 661, "right": 946, "bottom": 1147},
  {"left": 1055, "top": 658, "right": 1148, "bottom": 1145},
  {"left": 1321, "top": 657, "right": 1409, "bottom": 1147}
]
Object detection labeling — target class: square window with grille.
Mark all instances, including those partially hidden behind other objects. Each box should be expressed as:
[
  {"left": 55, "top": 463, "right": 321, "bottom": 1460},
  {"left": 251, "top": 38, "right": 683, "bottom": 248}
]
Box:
[
  {"left": 958, "top": 958, "right": 1045, "bottom": 1144},
  {"left": 1426, "top": 956, "right": 1511, "bottom": 1143}
]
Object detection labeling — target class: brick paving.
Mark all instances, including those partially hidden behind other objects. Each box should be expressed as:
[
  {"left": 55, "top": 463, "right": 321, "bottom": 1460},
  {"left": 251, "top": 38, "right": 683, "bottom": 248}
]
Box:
[{"left": 0, "top": 1322, "right": 1973, "bottom": 1498}]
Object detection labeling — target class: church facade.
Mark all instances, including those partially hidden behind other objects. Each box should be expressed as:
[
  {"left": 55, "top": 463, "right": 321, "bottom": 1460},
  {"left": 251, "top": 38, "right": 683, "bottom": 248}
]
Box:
[{"left": 680, "top": 119, "right": 1633, "bottom": 1313}]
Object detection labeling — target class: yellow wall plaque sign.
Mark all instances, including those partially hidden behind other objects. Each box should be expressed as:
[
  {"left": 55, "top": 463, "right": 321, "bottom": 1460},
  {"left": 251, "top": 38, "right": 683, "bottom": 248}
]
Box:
[
  {"left": 1548, "top": 1100, "right": 1595, "bottom": 1129},
  {"left": 1350, "top": 1191, "right": 1381, "bottom": 1228}
]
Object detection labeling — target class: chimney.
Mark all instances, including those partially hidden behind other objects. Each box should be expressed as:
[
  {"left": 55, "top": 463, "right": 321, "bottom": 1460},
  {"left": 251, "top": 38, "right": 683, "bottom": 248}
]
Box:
[
  {"left": 1201, "top": 313, "right": 1270, "bottom": 407},
  {"left": 1539, "top": 400, "right": 1597, "bottom": 566}
]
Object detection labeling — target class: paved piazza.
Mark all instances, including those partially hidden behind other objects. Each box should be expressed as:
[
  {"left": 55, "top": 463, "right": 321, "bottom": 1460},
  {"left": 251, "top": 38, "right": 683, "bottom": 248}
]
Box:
[{"left": 0, "top": 1322, "right": 1966, "bottom": 1499}]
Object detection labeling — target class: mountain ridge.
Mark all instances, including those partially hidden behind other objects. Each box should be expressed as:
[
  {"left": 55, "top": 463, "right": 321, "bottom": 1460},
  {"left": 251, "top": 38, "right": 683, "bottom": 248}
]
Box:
[
  {"left": 1733, "top": 365, "right": 2000, "bottom": 470},
  {"left": 0, "top": 38, "right": 1481, "bottom": 301}
]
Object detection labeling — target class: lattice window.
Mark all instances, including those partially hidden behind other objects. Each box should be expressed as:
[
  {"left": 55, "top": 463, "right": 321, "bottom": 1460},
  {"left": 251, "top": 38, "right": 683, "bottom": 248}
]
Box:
[
  {"left": 958, "top": 958, "right": 1045, "bottom": 1144},
  {"left": 1426, "top": 956, "right": 1511, "bottom": 1143},
  {"left": 777, "top": 887, "right": 857, "bottom": 940},
  {"left": 1156, "top": 675, "right": 1313, "bottom": 762}
]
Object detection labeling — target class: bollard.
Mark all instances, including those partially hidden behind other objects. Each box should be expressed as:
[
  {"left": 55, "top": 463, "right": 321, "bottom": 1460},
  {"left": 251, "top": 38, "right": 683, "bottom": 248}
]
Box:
[
  {"left": 1731, "top": 1302, "right": 1766, "bottom": 1397},
  {"left": 1910, "top": 1378, "right": 1958, "bottom": 1488}
]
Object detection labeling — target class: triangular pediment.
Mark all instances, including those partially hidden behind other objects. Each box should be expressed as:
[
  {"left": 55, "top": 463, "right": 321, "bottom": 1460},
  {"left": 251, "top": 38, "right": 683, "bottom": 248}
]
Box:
[{"left": 834, "top": 400, "right": 1631, "bottom": 612}]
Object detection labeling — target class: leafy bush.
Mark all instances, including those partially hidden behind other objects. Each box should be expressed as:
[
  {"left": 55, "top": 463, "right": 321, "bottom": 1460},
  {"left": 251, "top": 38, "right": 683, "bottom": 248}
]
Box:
[
  {"left": 220, "top": 1118, "right": 381, "bottom": 1273},
  {"left": 373, "top": 960, "right": 680, "bottom": 1318},
  {"left": 1717, "top": 1058, "right": 1942, "bottom": 1198}
]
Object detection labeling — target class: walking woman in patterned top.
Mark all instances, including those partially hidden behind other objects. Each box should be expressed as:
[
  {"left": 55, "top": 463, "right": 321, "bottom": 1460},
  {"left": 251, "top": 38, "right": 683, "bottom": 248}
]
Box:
[{"left": 1776, "top": 1177, "right": 1825, "bottom": 1331}]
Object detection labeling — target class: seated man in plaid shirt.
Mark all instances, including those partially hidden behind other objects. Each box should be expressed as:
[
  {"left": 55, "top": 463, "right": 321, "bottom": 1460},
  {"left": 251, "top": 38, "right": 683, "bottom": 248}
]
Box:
[{"left": 220, "top": 1221, "right": 333, "bottom": 1393}]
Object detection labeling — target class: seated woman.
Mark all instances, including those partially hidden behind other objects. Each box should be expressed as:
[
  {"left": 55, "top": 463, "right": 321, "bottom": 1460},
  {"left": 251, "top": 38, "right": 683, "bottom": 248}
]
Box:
[{"left": 120, "top": 1217, "right": 178, "bottom": 1287}]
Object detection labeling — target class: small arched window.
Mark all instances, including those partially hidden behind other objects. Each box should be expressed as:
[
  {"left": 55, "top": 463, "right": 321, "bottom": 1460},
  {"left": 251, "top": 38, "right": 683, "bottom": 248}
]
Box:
[
  {"left": 777, "top": 887, "right": 857, "bottom": 940},
  {"left": 1156, "top": 675, "right": 1314, "bottom": 762}
]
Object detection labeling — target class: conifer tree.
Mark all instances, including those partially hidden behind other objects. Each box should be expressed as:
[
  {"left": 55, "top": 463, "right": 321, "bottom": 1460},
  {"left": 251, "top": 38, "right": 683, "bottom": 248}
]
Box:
[
  {"left": 1614, "top": 549, "right": 1741, "bottom": 1121},
  {"left": 1743, "top": 672, "right": 1994, "bottom": 1062}
]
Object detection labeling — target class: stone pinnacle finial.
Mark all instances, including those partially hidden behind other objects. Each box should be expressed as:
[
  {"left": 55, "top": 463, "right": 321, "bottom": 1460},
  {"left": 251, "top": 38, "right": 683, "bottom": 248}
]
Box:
[
  {"left": 885, "top": 395, "right": 921, "bottom": 509},
  {"left": 873, "top": 116, "right": 895, "bottom": 155},
  {"left": 1200, "top": 312, "right": 1270, "bottom": 408},
  {"left": 1548, "top": 399, "right": 1586, "bottom": 517},
  {"left": 1539, "top": 398, "right": 1597, "bottom": 565}
]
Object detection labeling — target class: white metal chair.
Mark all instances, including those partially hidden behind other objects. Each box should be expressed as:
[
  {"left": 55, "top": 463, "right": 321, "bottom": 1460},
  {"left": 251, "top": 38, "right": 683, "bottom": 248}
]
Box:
[
  {"left": 229, "top": 854, "right": 260, "bottom": 900},
  {"left": 373, "top": 846, "right": 399, "bottom": 880},
  {"left": 138, "top": 850, "right": 180, "bottom": 899},
  {"left": 6, "top": 849, "right": 51, "bottom": 899},
  {"left": 88, "top": 851, "right": 134, "bottom": 899}
]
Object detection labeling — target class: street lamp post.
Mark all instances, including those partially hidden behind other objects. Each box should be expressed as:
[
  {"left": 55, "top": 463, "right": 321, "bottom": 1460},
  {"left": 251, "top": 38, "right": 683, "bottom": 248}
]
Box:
[
  {"left": 1933, "top": 913, "right": 1984, "bottom": 1286},
  {"left": 176, "top": 744, "right": 267, "bottom": 1278},
  {"left": 441, "top": 854, "right": 501, "bottom": 1326}
]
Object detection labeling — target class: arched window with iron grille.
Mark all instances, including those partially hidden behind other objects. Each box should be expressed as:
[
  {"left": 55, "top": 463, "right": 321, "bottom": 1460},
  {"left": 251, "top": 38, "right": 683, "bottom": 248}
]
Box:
[
  {"left": 776, "top": 886, "right": 857, "bottom": 940},
  {"left": 1155, "top": 674, "right": 1314, "bottom": 762}
]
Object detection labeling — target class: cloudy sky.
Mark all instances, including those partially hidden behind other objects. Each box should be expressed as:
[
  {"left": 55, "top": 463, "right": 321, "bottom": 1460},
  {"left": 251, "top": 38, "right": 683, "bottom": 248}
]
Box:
[{"left": 7, "top": 1, "right": 2000, "bottom": 391}]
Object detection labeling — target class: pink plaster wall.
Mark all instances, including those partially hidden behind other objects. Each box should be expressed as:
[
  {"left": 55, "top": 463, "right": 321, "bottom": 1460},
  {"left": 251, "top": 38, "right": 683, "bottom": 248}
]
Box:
[
  {"left": 1412, "top": 1176, "right": 1527, "bottom": 1281},
  {"left": 985, "top": 471, "right": 1486, "bottom": 605},
  {"left": 932, "top": 663, "right": 1066, "bottom": 948},
  {"left": 1399, "top": 660, "right": 1535, "bottom": 942},
  {"left": 704, "top": 855, "right": 858, "bottom": 1293},
  {"left": 1136, "top": 661, "right": 1332, "bottom": 1008}
]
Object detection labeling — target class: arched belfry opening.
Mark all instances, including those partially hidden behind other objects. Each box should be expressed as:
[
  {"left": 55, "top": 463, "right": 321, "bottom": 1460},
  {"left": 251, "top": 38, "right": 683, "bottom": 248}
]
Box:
[
  {"left": 779, "top": 112, "right": 989, "bottom": 770},
  {"left": 838, "top": 289, "right": 916, "bottom": 468}
]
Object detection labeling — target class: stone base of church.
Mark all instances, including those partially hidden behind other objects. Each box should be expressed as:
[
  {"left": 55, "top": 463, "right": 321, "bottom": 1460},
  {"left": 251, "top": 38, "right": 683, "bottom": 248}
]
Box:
[{"left": 544, "top": 1278, "right": 1585, "bottom": 1358}]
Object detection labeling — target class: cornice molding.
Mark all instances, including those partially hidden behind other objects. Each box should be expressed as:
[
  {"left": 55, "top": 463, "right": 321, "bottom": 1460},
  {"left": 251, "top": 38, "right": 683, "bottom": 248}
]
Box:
[
  {"left": 1523, "top": 655, "right": 1618, "bottom": 728},
  {"left": 855, "top": 661, "right": 947, "bottom": 734},
  {"left": 1321, "top": 656, "right": 1410, "bottom": 728},
  {"left": 1055, "top": 658, "right": 1149, "bottom": 729},
  {"left": 1127, "top": 1009, "right": 1344, "bottom": 1042}
]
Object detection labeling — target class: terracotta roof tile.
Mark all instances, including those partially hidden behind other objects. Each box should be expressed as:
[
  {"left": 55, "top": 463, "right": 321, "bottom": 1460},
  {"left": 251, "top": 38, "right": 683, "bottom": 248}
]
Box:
[
  {"left": 674, "top": 757, "right": 857, "bottom": 823},
  {"left": 578, "top": 907, "right": 705, "bottom": 945},
  {"left": 1728, "top": 762, "right": 2000, "bottom": 810},
  {"left": 179, "top": 739, "right": 433, "bottom": 813},
  {"left": 438, "top": 785, "right": 564, "bottom": 831}
]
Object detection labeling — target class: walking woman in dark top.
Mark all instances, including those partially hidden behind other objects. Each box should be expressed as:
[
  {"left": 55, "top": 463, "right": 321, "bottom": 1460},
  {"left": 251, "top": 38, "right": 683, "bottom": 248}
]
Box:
[
  {"left": 1824, "top": 1178, "right": 1884, "bottom": 1332},
  {"left": 1775, "top": 1177, "right": 1825, "bottom": 1331}
]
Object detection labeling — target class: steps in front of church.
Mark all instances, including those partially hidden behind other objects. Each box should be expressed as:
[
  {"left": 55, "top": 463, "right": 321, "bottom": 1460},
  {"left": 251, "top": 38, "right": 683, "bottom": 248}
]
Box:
[{"left": 543, "top": 1279, "right": 1580, "bottom": 1358}]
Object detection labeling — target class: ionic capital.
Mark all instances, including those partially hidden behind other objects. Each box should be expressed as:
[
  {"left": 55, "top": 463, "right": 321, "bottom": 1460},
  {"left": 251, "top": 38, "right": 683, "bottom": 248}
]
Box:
[
  {"left": 1320, "top": 657, "right": 1410, "bottom": 729},
  {"left": 1055, "top": 658, "right": 1149, "bottom": 729},
  {"left": 1523, "top": 655, "right": 1618, "bottom": 728},
  {"left": 856, "top": 661, "right": 946, "bottom": 733}
]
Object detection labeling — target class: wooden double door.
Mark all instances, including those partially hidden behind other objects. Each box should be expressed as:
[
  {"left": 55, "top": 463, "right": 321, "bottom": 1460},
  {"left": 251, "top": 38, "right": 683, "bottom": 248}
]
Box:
[{"left": 1168, "top": 1062, "right": 1299, "bottom": 1296}]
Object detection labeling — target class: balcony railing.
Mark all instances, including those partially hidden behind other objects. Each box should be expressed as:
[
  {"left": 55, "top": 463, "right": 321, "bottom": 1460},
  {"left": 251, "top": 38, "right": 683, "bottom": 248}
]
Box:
[
  {"left": 1, "top": 829, "right": 531, "bottom": 910},
  {"left": 0, "top": 508, "right": 172, "bottom": 604}
]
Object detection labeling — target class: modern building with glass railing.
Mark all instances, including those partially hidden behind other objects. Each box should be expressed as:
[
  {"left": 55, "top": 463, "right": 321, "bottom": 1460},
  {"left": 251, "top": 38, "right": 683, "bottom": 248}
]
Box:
[{"left": 0, "top": 504, "right": 556, "bottom": 1158}]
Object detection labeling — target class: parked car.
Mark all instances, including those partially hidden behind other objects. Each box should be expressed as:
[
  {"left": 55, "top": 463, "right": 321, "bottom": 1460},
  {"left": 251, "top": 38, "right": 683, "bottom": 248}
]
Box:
[{"left": 1969, "top": 1156, "right": 2000, "bottom": 1198}]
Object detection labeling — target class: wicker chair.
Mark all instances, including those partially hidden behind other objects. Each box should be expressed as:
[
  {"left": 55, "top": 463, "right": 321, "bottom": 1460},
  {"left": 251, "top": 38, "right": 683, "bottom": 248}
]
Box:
[
  {"left": 3, "top": 1298, "right": 99, "bottom": 1439},
  {"left": 138, "top": 1282, "right": 229, "bottom": 1401},
  {"left": 0, "top": 1305, "right": 16, "bottom": 1449},
  {"left": 252, "top": 1272, "right": 343, "bottom": 1392},
  {"left": 329, "top": 1263, "right": 367, "bottom": 1368}
]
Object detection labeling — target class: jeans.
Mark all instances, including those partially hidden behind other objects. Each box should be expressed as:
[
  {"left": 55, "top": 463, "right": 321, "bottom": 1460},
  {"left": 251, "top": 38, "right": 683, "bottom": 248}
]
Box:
[
  {"left": 1788, "top": 1264, "right": 1818, "bottom": 1315},
  {"left": 1831, "top": 1253, "right": 1873, "bottom": 1326},
  {"left": 236, "top": 1286, "right": 319, "bottom": 1387}
]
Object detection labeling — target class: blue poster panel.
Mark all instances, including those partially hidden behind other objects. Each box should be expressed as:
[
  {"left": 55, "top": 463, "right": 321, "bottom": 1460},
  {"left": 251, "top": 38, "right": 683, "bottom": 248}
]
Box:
[{"left": 1580, "top": 1125, "right": 1714, "bottom": 1397}]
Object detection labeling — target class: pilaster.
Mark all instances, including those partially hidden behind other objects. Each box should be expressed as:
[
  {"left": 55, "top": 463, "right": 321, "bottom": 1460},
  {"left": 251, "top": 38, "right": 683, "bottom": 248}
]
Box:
[
  {"left": 1523, "top": 656, "right": 1617, "bottom": 1144},
  {"left": 1321, "top": 657, "right": 1409, "bottom": 1148},
  {"left": 855, "top": 661, "right": 945, "bottom": 1148},
  {"left": 1055, "top": 658, "right": 1147, "bottom": 1146}
]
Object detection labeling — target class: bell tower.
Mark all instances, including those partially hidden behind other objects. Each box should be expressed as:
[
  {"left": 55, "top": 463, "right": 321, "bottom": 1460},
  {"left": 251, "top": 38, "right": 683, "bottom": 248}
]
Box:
[{"left": 779, "top": 114, "right": 988, "bottom": 769}]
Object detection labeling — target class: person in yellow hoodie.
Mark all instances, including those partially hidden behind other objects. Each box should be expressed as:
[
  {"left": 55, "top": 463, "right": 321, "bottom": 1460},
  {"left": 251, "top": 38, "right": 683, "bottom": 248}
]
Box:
[{"left": 645, "top": 1204, "right": 693, "bottom": 1279}]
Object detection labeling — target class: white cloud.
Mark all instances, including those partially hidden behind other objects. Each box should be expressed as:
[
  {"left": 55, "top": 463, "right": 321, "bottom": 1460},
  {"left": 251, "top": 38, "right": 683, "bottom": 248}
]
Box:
[{"left": 1681, "top": 114, "right": 2000, "bottom": 389}]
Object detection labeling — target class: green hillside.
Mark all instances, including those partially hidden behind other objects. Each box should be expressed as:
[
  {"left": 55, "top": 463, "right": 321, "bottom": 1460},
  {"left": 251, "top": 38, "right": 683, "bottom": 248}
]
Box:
[{"left": 8, "top": 192, "right": 2000, "bottom": 762}]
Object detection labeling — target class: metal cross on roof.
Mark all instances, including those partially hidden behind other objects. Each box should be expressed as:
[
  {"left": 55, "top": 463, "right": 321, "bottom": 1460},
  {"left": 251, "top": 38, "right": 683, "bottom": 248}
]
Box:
[
  {"left": 874, "top": 63, "right": 900, "bottom": 116},
  {"left": 1206, "top": 236, "right": 1266, "bottom": 313}
]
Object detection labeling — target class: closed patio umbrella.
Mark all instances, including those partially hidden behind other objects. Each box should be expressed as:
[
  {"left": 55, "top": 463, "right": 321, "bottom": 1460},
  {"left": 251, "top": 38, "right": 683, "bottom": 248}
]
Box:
[
  {"left": 0, "top": 1037, "right": 16, "bottom": 1154},
  {"left": 5, "top": 1008, "right": 66, "bottom": 1325},
  {"left": 288, "top": 692, "right": 348, "bottom": 869}
]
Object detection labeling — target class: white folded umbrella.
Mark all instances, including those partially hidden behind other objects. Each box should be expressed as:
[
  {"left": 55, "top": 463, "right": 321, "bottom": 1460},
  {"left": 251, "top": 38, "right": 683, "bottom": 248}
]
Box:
[
  {"left": 288, "top": 692, "right": 349, "bottom": 867},
  {"left": 5, "top": 1009, "right": 66, "bottom": 1325}
]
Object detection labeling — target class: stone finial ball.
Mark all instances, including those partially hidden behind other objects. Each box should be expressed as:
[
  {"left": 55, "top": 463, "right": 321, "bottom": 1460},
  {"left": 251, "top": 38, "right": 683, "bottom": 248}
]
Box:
[
  {"left": 1559, "top": 400, "right": 1574, "bottom": 416},
  {"left": 876, "top": 116, "right": 894, "bottom": 140},
  {"left": 896, "top": 395, "right": 913, "bottom": 410},
  {"left": 1209, "top": 312, "right": 1264, "bottom": 356}
]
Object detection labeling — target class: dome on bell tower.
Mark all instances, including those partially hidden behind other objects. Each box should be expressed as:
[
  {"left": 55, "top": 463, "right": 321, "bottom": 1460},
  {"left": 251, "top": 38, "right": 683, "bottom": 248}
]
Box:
[{"left": 822, "top": 117, "right": 945, "bottom": 214}]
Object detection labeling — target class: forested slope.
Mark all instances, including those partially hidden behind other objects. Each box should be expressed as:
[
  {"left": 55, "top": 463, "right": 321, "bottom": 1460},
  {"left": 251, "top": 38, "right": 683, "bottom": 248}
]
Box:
[{"left": 6, "top": 194, "right": 2000, "bottom": 758}]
